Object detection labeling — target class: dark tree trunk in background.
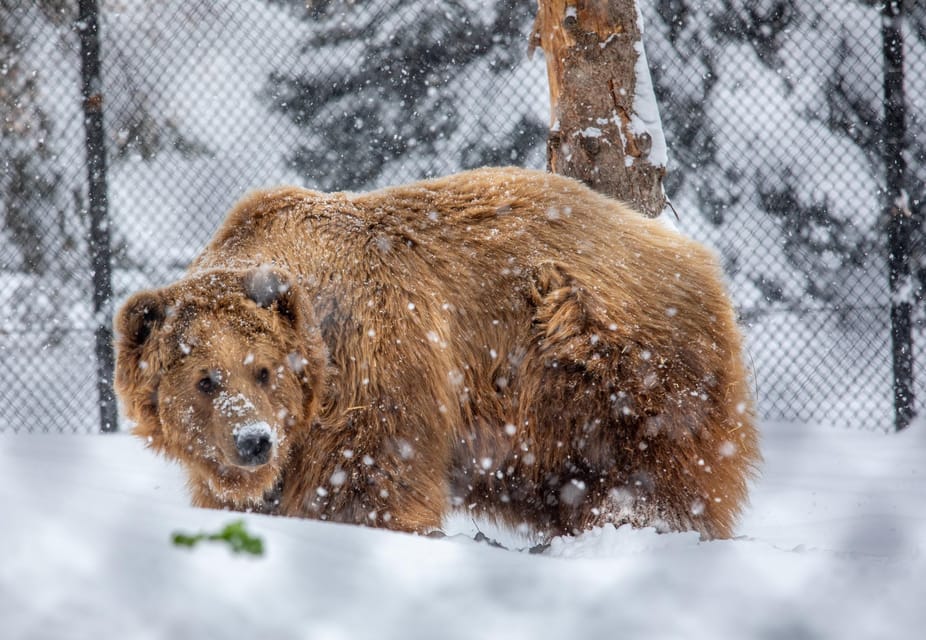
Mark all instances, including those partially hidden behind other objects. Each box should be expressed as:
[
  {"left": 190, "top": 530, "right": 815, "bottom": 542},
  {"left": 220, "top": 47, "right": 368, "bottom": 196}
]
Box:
[
  {"left": 532, "top": 0, "right": 667, "bottom": 216},
  {"left": 77, "top": 0, "right": 118, "bottom": 433},
  {"left": 882, "top": 0, "right": 915, "bottom": 431}
]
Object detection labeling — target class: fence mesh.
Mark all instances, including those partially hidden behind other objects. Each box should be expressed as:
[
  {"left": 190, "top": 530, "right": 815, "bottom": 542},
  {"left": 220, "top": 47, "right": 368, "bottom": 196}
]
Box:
[{"left": 1, "top": 0, "right": 923, "bottom": 433}]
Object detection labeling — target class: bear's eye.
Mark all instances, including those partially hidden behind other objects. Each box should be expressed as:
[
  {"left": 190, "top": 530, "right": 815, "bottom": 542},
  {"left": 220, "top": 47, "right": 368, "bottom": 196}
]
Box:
[
  {"left": 257, "top": 367, "right": 271, "bottom": 386},
  {"left": 197, "top": 376, "right": 217, "bottom": 394}
]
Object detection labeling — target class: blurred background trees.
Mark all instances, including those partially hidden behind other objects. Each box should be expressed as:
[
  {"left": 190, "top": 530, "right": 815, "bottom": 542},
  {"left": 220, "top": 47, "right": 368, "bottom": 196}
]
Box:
[
  {"left": 0, "top": 0, "right": 923, "bottom": 430},
  {"left": 266, "top": 0, "right": 546, "bottom": 190}
]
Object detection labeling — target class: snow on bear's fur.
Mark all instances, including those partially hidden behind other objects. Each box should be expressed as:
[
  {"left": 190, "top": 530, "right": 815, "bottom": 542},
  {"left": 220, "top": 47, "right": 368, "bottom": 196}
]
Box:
[{"left": 115, "top": 167, "right": 759, "bottom": 539}]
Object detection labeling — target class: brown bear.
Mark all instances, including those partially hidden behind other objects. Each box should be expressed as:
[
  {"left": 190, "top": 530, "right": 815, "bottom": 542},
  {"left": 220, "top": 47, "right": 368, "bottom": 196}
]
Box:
[{"left": 115, "top": 166, "right": 759, "bottom": 540}]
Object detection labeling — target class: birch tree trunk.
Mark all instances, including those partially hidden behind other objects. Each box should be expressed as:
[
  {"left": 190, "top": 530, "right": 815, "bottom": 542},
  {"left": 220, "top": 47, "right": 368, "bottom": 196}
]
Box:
[{"left": 532, "top": 0, "right": 667, "bottom": 217}]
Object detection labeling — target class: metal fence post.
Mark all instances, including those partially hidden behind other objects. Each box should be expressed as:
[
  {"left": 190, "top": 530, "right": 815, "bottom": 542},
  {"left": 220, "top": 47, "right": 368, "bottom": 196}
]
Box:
[
  {"left": 882, "top": 0, "right": 914, "bottom": 431},
  {"left": 77, "top": 0, "right": 118, "bottom": 433}
]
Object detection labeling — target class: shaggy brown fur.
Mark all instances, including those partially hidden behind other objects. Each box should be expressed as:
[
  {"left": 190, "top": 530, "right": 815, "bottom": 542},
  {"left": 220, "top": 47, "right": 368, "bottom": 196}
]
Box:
[{"left": 115, "top": 167, "right": 759, "bottom": 540}]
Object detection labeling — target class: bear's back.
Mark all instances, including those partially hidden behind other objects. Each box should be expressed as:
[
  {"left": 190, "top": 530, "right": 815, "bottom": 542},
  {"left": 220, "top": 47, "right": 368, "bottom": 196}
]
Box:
[
  {"left": 193, "top": 167, "right": 733, "bottom": 355},
  {"left": 201, "top": 168, "right": 698, "bottom": 269}
]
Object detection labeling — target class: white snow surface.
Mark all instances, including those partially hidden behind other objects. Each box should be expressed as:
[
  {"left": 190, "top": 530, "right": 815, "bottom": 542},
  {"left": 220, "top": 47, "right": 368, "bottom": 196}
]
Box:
[{"left": 2, "top": 420, "right": 925, "bottom": 639}]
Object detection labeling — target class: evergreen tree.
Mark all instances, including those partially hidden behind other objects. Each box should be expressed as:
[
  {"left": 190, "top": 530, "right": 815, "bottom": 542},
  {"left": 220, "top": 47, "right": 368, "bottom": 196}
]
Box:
[
  {"left": 0, "top": 0, "right": 93, "bottom": 331},
  {"left": 0, "top": 2, "right": 64, "bottom": 275},
  {"left": 264, "top": 0, "right": 545, "bottom": 190},
  {"left": 645, "top": 0, "right": 925, "bottom": 309}
]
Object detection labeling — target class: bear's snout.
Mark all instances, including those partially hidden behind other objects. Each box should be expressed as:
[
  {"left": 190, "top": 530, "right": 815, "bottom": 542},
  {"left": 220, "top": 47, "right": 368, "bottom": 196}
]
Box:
[{"left": 233, "top": 422, "right": 275, "bottom": 467}]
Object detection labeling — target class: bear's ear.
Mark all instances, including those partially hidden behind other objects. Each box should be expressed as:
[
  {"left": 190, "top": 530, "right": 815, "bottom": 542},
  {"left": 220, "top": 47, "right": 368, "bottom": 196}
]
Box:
[
  {"left": 114, "top": 290, "right": 167, "bottom": 446},
  {"left": 242, "top": 266, "right": 304, "bottom": 329},
  {"left": 242, "top": 266, "right": 326, "bottom": 423},
  {"left": 243, "top": 266, "right": 289, "bottom": 307},
  {"left": 115, "top": 291, "right": 166, "bottom": 351}
]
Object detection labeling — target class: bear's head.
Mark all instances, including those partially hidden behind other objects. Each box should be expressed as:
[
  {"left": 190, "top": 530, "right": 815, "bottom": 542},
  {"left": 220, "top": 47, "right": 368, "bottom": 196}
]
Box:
[{"left": 114, "top": 266, "right": 327, "bottom": 508}]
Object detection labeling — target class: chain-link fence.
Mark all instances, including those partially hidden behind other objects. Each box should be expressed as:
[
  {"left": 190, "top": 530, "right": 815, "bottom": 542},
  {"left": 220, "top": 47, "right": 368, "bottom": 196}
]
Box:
[{"left": 1, "top": 0, "right": 923, "bottom": 433}]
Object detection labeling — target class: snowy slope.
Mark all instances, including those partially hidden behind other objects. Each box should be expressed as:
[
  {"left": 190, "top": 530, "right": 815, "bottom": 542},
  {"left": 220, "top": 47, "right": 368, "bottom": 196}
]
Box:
[{"left": 1, "top": 421, "right": 924, "bottom": 640}]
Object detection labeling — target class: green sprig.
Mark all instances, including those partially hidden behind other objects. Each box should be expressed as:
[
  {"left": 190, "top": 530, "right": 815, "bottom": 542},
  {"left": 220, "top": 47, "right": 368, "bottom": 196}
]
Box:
[{"left": 171, "top": 520, "right": 265, "bottom": 556}]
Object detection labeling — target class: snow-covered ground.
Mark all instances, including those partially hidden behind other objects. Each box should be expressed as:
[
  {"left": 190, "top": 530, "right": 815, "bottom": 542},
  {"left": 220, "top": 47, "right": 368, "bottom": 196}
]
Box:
[{"left": 1, "top": 420, "right": 924, "bottom": 639}]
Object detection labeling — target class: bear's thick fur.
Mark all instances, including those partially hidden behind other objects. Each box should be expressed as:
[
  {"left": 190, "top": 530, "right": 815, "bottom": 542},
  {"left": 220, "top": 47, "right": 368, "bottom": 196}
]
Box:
[{"left": 115, "top": 167, "right": 759, "bottom": 540}]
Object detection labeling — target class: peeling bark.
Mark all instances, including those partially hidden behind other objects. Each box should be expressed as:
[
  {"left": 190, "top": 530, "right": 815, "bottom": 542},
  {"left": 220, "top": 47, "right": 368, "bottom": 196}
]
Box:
[{"left": 532, "top": 0, "right": 667, "bottom": 216}]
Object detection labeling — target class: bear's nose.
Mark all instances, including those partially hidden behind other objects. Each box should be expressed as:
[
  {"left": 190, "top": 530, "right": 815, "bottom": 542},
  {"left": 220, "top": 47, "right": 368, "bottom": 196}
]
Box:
[{"left": 234, "top": 422, "right": 274, "bottom": 466}]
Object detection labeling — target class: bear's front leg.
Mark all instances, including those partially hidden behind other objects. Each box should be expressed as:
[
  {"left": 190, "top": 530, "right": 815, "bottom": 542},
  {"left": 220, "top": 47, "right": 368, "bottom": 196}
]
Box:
[{"left": 285, "top": 405, "right": 451, "bottom": 533}]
